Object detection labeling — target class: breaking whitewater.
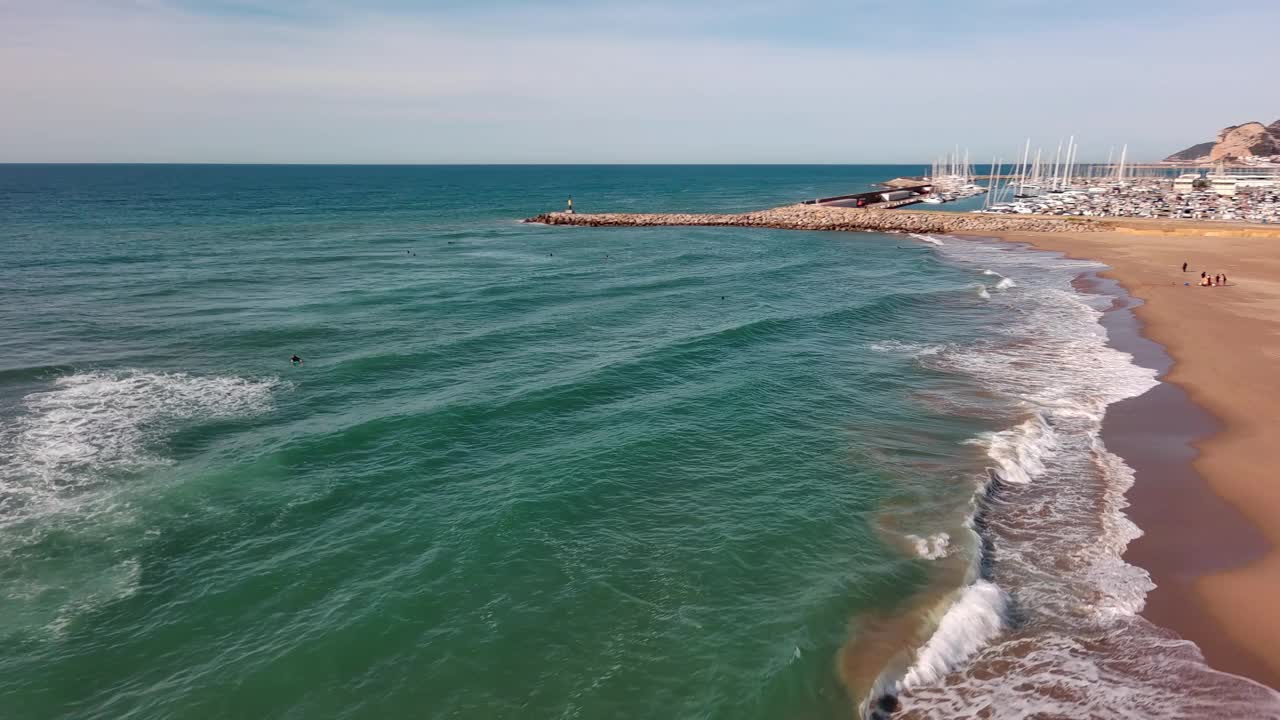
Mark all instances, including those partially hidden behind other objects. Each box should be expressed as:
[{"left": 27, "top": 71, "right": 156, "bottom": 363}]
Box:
[{"left": 859, "top": 235, "right": 1280, "bottom": 719}]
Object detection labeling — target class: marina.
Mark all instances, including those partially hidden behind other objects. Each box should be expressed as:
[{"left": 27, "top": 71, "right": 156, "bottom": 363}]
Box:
[
  {"left": 948, "top": 137, "right": 1280, "bottom": 223},
  {"left": 858, "top": 140, "right": 1280, "bottom": 224},
  {"left": 532, "top": 149, "right": 1280, "bottom": 230},
  {"left": 976, "top": 166, "right": 1280, "bottom": 223},
  {"left": 780, "top": 141, "right": 1280, "bottom": 224}
]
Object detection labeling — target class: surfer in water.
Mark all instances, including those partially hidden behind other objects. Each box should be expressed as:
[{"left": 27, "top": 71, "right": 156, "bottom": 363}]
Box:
[{"left": 291, "top": 354, "right": 304, "bottom": 365}]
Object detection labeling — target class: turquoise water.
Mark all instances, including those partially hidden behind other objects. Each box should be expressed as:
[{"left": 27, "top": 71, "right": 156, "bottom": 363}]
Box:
[{"left": 2, "top": 166, "right": 1277, "bottom": 719}]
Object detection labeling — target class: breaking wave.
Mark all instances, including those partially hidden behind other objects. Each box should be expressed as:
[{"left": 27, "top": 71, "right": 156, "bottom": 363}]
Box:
[
  {"left": 3, "top": 370, "right": 279, "bottom": 497},
  {"left": 848, "top": 236, "right": 1280, "bottom": 717},
  {"left": 908, "top": 234, "right": 945, "bottom": 246},
  {"left": 979, "top": 413, "right": 1057, "bottom": 486},
  {"left": 982, "top": 269, "right": 1017, "bottom": 289},
  {"left": 902, "top": 580, "right": 1007, "bottom": 688},
  {"left": 0, "top": 369, "right": 281, "bottom": 637}
]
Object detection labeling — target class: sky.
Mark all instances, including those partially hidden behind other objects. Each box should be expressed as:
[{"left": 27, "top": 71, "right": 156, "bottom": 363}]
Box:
[{"left": 1, "top": 0, "right": 1278, "bottom": 164}]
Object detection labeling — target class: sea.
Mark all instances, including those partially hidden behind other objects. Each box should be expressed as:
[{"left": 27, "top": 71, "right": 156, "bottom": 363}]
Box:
[{"left": 2, "top": 165, "right": 1277, "bottom": 719}]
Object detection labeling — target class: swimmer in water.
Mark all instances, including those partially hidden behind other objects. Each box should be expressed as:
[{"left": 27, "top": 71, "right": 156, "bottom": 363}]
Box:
[{"left": 291, "top": 354, "right": 303, "bottom": 365}]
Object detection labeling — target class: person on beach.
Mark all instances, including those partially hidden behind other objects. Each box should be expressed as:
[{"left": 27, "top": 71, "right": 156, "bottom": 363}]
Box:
[
  {"left": 1183, "top": 261, "right": 1188, "bottom": 272},
  {"left": 1223, "top": 273, "right": 1228, "bottom": 285},
  {"left": 291, "top": 354, "right": 304, "bottom": 365}
]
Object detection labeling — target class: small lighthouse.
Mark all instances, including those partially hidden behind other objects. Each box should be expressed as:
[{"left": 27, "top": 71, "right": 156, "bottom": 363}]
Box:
[{"left": 565, "top": 196, "right": 575, "bottom": 214}]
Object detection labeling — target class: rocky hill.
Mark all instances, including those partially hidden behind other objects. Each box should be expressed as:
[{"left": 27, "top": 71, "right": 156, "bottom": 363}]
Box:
[
  {"left": 1165, "top": 141, "right": 1216, "bottom": 163},
  {"left": 1165, "top": 120, "right": 1280, "bottom": 163}
]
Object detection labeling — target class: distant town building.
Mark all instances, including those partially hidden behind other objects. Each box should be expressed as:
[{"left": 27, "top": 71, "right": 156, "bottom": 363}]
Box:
[
  {"left": 1209, "top": 175, "right": 1238, "bottom": 197},
  {"left": 1173, "top": 173, "right": 1199, "bottom": 194}
]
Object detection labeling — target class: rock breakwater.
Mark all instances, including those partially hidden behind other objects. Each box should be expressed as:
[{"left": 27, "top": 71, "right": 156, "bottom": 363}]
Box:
[{"left": 525, "top": 204, "right": 1106, "bottom": 235}]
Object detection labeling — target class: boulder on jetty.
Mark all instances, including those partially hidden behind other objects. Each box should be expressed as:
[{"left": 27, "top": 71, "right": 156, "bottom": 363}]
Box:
[{"left": 524, "top": 204, "right": 1104, "bottom": 235}]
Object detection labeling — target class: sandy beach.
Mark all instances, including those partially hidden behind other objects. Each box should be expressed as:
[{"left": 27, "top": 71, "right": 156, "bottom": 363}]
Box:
[{"left": 987, "top": 219, "right": 1280, "bottom": 687}]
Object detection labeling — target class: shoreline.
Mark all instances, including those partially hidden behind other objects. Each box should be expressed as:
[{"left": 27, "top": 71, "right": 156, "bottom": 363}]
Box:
[
  {"left": 1077, "top": 270, "right": 1275, "bottom": 684},
  {"left": 985, "top": 226, "right": 1280, "bottom": 689},
  {"left": 528, "top": 203, "right": 1280, "bottom": 689}
]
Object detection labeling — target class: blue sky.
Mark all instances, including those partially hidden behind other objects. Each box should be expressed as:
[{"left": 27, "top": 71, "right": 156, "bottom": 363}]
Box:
[{"left": 2, "top": 0, "right": 1277, "bottom": 163}]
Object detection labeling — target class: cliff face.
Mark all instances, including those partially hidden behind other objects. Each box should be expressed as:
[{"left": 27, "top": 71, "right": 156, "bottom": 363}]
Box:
[
  {"left": 1210, "top": 122, "right": 1277, "bottom": 162},
  {"left": 1166, "top": 120, "right": 1280, "bottom": 163}
]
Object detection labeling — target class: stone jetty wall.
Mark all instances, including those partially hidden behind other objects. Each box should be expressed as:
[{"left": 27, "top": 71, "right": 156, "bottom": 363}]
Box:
[{"left": 525, "top": 204, "right": 1108, "bottom": 235}]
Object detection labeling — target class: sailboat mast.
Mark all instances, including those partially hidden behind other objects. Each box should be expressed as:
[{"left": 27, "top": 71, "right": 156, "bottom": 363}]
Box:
[
  {"left": 1051, "top": 141, "right": 1063, "bottom": 191},
  {"left": 1018, "top": 138, "right": 1031, "bottom": 195},
  {"left": 1064, "top": 136, "right": 1075, "bottom": 191},
  {"left": 986, "top": 156, "right": 999, "bottom": 208}
]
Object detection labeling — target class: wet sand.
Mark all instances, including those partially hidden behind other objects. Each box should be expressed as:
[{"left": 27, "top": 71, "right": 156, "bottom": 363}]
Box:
[{"left": 987, "top": 222, "right": 1280, "bottom": 688}]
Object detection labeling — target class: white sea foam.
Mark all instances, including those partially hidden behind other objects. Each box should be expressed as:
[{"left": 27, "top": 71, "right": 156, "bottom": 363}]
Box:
[
  {"left": 901, "top": 580, "right": 1007, "bottom": 689},
  {"left": 905, "top": 532, "right": 951, "bottom": 560},
  {"left": 904, "top": 627, "right": 1280, "bottom": 718},
  {"left": 860, "top": 553, "right": 1009, "bottom": 718},
  {"left": 979, "top": 413, "right": 1058, "bottom": 485},
  {"left": 0, "top": 370, "right": 281, "bottom": 636},
  {"left": 5, "top": 370, "right": 279, "bottom": 493},
  {"left": 868, "top": 340, "right": 944, "bottom": 357},
  {"left": 974, "top": 284, "right": 990, "bottom": 299},
  {"left": 995, "top": 277, "right": 1016, "bottom": 290},
  {"left": 908, "top": 233, "right": 945, "bottom": 246},
  {"left": 1076, "top": 435, "right": 1155, "bottom": 619},
  {"left": 872, "top": 235, "right": 1280, "bottom": 716}
]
